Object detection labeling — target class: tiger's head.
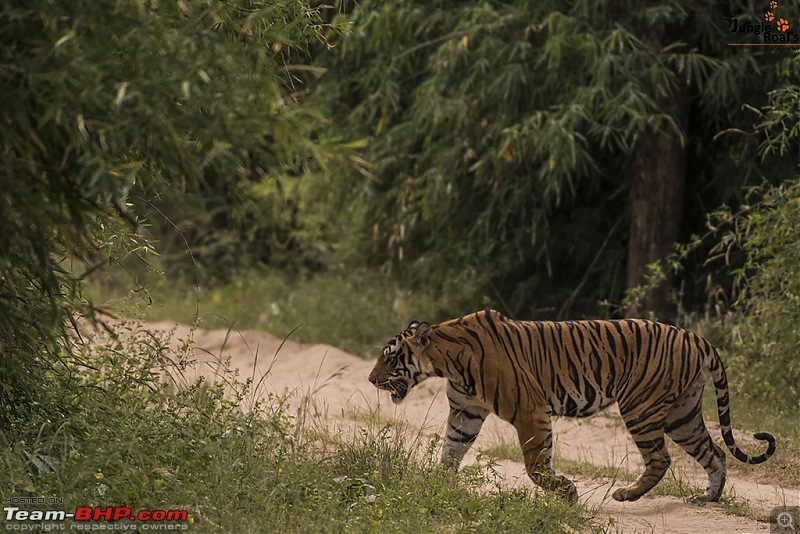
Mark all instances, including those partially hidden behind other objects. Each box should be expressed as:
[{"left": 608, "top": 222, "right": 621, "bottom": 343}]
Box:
[{"left": 368, "top": 320, "right": 434, "bottom": 403}]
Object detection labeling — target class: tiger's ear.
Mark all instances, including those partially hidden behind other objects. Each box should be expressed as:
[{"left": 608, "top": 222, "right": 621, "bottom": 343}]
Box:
[
  {"left": 412, "top": 322, "right": 432, "bottom": 349},
  {"left": 407, "top": 320, "right": 421, "bottom": 331}
]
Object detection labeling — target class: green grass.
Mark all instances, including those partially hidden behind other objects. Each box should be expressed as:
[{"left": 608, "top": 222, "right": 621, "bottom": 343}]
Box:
[
  {"left": 481, "top": 439, "right": 524, "bottom": 464},
  {"left": 718, "top": 489, "right": 770, "bottom": 522},
  {"left": 0, "top": 321, "right": 598, "bottom": 533},
  {"left": 88, "top": 266, "right": 451, "bottom": 358},
  {"left": 311, "top": 423, "right": 595, "bottom": 533},
  {"left": 342, "top": 405, "right": 403, "bottom": 428}
]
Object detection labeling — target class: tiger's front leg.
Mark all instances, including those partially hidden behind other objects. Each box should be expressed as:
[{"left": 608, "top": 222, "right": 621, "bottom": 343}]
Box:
[
  {"left": 516, "top": 414, "right": 579, "bottom": 503},
  {"left": 441, "top": 383, "right": 489, "bottom": 470}
]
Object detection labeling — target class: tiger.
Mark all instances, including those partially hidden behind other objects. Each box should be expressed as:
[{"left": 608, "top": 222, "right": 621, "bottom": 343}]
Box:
[{"left": 368, "top": 309, "right": 776, "bottom": 503}]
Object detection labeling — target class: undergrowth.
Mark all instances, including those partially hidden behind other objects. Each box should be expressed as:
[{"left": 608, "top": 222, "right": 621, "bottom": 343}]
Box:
[{"left": 88, "top": 267, "right": 453, "bottom": 358}]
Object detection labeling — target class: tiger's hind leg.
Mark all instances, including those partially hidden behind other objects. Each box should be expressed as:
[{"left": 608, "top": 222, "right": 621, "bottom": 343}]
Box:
[
  {"left": 613, "top": 407, "right": 672, "bottom": 502},
  {"left": 665, "top": 372, "right": 726, "bottom": 503},
  {"left": 516, "top": 414, "right": 578, "bottom": 503}
]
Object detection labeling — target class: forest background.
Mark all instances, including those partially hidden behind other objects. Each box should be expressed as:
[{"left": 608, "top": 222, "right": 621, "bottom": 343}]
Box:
[{"left": 2, "top": 0, "right": 799, "bottom": 530}]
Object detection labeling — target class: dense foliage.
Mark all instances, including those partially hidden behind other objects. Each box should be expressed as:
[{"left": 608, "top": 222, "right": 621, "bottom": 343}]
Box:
[
  {"left": 679, "top": 178, "right": 800, "bottom": 414},
  {"left": 313, "top": 0, "right": 800, "bottom": 318},
  {"left": 0, "top": 0, "right": 334, "bottom": 423}
]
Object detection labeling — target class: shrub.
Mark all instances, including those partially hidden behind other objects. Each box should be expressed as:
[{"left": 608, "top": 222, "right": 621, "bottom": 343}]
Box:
[{"left": 708, "top": 181, "right": 800, "bottom": 409}]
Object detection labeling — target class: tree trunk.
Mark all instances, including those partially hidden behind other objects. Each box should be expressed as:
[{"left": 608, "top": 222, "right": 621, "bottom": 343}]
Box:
[{"left": 625, "top": 82, "right": 689, "bottom": 322}]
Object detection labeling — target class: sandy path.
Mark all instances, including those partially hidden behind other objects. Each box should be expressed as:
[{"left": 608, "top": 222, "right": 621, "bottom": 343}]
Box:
[{"left": 150, "top": 322, "right": 799, "bottom": 534}]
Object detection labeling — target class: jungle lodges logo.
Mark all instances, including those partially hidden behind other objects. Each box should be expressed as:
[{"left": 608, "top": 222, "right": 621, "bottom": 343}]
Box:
[{"left": 719, "top": 0, "right": 800, "bottom": 45}]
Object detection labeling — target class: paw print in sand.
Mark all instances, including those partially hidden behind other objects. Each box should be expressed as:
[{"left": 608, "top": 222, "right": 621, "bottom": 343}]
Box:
[
  {"left": 777, "top": 18, "right": 790, "bottom": 32},
  {"left": 765, "top": 12, "right": 775, "bottom": 21},
  {"left": 770, "top": 1, "right": 778, "bottom": 9}
]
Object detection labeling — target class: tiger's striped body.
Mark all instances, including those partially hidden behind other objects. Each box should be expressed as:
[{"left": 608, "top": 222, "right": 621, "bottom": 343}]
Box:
[{"left": 368, "top": 309, "right": 776, "bottom": 503}]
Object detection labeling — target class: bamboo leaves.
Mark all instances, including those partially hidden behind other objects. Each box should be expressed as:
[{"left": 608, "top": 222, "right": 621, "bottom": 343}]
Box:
[{"left": 314, "top": 0, "right": 800, "bottom": 316}]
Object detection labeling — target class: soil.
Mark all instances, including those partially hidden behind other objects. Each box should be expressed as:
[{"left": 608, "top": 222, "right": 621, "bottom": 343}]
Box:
[{"left": 150, "top": 322, "right": 799, "bottom": 534}]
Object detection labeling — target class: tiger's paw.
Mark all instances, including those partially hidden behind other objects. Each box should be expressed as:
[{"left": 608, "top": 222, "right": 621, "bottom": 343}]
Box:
[
  {"left": 566, "top": 485, "right": 579, "bottom": 503},
  {"left": 556, "top": 481, "right": 579, "bottom": 503},
  {"left": 686, "top": 493, "right": 714, "bottom": 505},
  {"left": 611, "top": 488, "right": 642, "bottom": 502}
]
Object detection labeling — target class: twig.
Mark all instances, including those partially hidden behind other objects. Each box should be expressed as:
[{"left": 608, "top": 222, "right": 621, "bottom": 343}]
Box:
[{"left": 391, "top": 29, "right": 474, "bottom": 64}]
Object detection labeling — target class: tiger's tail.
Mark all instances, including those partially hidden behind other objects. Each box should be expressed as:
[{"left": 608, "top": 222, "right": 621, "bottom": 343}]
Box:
[{"left": 709, "top": 349, "right": 776, "bottom": 464}]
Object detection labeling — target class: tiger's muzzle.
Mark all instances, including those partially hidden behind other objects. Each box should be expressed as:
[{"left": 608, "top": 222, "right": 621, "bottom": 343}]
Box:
[{"left": 370, "top": 378, "right": 409, "bottom": 404}]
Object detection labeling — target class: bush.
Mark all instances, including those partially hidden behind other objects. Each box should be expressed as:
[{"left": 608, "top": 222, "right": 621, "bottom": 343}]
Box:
[
  {"left": 707, "top": 181, "right": 800, "bottom": 410},
  {"left": 0, "top": 0, "right": 336, "bottom": 427},
  {"left": 0, "top": 322, "right": 295, "bottom": 524}
]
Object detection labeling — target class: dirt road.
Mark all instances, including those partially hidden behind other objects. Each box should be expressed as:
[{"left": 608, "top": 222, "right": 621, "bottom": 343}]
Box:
[{"left": 153, "top": 322, "right": 799, "bottom": 533}]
